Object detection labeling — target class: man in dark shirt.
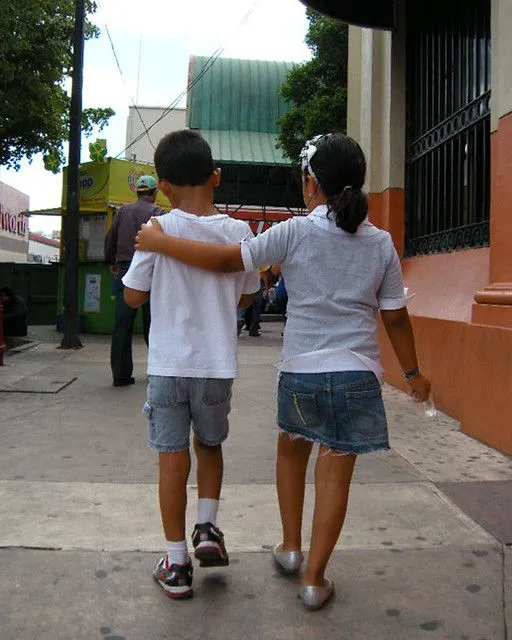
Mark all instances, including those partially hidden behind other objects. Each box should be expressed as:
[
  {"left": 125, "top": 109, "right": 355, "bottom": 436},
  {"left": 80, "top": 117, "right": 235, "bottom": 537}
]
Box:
[
  {"left": 104, "top": 175, "right": 164, "bottom": 386},
  {"left": 0, "top": 287, "right": 27, "bottom": 338}
]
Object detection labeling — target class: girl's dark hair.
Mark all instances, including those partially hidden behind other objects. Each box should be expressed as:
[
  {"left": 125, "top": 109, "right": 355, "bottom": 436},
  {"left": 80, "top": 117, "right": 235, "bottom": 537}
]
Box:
[{"left": 307, "top": 133, "right": 368, "bottom": 234}]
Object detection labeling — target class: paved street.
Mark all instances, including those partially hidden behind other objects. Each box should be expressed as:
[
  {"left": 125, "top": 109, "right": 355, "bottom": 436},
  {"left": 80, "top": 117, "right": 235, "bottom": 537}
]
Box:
[{"left": 0, "top": 323, "right": 511, "bottom": 640}]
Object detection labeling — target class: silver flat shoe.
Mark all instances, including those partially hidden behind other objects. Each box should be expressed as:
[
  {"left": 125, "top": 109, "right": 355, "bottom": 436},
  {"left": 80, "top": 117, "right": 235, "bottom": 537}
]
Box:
[
  {"left": 272, "top": 545, "right": 304, "bottom": 574},
  {"left": 299, "top": 579, "right": 334, "bottom": 610}
]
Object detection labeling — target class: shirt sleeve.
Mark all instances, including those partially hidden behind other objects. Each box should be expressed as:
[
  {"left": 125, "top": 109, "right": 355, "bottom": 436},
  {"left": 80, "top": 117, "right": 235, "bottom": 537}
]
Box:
[
  {"left": 240, "top": 219, "right": 292, "bottom": 272},
  {"left": 122, "top": 247, "right": 156, "bottom": 292},
  {"left": 377, "top": 238, "right": 407, "bottom": 310},
  {"left": 236, "top": 223, "right": 263, "bottom": 293}
]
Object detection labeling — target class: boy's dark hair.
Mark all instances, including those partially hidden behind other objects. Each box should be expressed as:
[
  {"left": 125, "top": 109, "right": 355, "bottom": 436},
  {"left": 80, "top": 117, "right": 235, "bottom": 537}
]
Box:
[
  {"left": 154, "top": 130, "right": 214, "bottom": 187},
  {"left": 307, "top": 133, "right": 368, "bottom": 234},
  {"left": 0, "top": 287, "right": 14, "bottom": 298}
]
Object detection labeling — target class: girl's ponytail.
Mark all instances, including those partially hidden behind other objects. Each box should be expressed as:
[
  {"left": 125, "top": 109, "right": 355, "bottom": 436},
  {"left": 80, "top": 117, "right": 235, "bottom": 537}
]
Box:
[
  {"left": 305, "top": 134, "right": 368, "bottom": 234},
  {"left": 327, "top": 186, "right": 368, "bottom": 234}
]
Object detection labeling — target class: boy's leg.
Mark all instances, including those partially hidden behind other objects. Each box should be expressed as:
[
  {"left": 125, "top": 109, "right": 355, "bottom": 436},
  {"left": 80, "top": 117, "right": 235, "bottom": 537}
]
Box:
[
  {"left": 190, "top": 378, "right": 233, "bottom": 567},
  {"left": 194, "top": 436, "right": 223, "bottom": 513},
  {"left": 159, "top": 450, "right": 191, "bottom": 542},
  {"left": 146, "top": 376, "right": 194, "bottom": 599}
]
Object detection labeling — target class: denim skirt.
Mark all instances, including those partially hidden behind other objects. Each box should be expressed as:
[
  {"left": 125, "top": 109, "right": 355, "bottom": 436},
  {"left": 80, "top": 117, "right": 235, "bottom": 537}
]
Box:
[{"left": 277, "top": 371, "right": 389, "bottom": 455}]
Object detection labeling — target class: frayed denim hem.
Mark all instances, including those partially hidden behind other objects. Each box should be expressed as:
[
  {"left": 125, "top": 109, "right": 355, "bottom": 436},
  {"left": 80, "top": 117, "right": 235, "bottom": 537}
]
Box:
[
  {"left": 192, "top": 432, "right": 228, "bottom": 448},
  {"left": 278, "top": 426, "right": 390, "bottom": 456},
  {"left": 148, "top": 440, "right": 189, "bottom": 453}
]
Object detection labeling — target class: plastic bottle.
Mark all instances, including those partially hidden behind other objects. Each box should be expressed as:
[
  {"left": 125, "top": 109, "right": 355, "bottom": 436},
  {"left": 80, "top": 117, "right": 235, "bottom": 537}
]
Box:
[
  {"left": 413, "top": 393, "right": 437, "bottom": 418},
  {"left": 422, "top": 396, "right": 437, "bottom": 418}
]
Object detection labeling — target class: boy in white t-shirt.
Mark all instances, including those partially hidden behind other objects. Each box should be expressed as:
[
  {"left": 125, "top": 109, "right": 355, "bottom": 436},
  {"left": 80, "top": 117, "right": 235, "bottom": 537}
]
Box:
[{"left": 123, "top": 130, "right": 259, "bottom": 600}]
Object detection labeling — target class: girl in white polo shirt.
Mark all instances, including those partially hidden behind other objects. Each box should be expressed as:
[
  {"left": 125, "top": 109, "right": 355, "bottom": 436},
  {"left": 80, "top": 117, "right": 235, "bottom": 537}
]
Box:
[{"left": 135, "top": 133, "right": 431, "bottom": 611}]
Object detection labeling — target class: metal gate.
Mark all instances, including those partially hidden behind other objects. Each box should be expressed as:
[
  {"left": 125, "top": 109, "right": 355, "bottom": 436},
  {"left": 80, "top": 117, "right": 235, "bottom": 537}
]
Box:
[
  {"left": 0, "top": 262, "right": 59, "bottom": 325},
  {"left": 404, "top": 0, "right": 491, "bottom": 256}
]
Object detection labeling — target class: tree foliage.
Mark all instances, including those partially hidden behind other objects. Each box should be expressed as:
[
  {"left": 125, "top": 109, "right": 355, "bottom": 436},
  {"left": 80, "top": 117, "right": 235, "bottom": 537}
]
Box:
[
  {"left": 277, "top": 10, "right": 348, "bottom": 163},
  {"left": 0, "top": 0, "right": 114, "bottom": 170}
]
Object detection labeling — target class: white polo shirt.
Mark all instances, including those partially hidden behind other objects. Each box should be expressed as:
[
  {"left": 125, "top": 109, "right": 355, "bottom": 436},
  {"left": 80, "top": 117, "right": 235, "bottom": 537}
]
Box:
[
  {"left": 123, "top": 209, "right": 260, "bottom": 378},
  {"left": 241, "top": 205, "right": 407, "bottom": 376}
]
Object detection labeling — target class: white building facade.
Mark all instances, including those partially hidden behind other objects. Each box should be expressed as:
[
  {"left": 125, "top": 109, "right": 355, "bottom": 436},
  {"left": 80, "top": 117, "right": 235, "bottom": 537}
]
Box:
[
  {"left": 28, "top": 233, "right": 60, "bottom": 264},
  {"left": 0, "top": 182, "right": 29, "bottom": 263},
  {"left": 124, "top": 106, "right": 187, "bottom": 164}
]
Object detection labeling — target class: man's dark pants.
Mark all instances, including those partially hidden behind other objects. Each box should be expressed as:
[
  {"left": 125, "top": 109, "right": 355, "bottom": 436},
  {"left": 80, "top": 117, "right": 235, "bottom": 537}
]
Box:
[{"left": 110, "top": 262, "right": 150, "bottom": 382}]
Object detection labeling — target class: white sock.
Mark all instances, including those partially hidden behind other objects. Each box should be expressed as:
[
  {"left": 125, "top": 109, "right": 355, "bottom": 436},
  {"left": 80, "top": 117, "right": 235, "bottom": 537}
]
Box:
[
  {"left": 197, "top": 498, "right": 219, "bottom": 526},
  {"left": 166, "top": 540, "right": 188, "bottom": 566}
]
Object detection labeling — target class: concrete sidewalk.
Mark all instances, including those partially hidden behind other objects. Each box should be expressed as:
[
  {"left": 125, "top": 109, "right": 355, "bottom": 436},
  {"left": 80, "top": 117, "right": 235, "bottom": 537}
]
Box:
[{"left": 0, "top": 324, "right": 511, "bottom": 640}]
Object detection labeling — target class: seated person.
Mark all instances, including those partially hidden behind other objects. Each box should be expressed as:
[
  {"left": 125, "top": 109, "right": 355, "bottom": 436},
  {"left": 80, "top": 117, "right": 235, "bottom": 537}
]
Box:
[{"left": 0, "top": 287, "right": 28, "bottom": 337}]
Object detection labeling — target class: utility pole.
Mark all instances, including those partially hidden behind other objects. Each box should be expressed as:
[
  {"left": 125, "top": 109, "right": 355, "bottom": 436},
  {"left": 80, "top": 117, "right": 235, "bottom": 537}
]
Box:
[{"left": 61, "top": 0, "right": 85, "bottom": 349}]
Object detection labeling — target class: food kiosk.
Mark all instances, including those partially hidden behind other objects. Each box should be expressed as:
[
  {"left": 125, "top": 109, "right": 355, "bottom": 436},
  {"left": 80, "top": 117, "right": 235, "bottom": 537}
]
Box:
[{"left": 51, "top": 157, "right": 168, "bottom": 333}]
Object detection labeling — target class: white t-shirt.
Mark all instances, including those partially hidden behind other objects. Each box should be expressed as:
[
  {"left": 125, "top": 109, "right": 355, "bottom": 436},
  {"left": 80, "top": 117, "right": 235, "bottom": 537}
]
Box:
[
  {"left": 122, "top": 209, "right": 260, "bottom": 378},
  {"left": 240, "top": 205, "right": 407, "bottom": 376}
]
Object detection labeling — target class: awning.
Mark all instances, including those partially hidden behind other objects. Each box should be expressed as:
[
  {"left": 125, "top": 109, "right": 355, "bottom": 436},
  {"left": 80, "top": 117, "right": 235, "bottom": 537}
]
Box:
[
  {"left": 299, "top": 0, "right": 396, "bottom": 30},
  {"left": 26, "top": 207, "right": 62, "bottom": 216}
]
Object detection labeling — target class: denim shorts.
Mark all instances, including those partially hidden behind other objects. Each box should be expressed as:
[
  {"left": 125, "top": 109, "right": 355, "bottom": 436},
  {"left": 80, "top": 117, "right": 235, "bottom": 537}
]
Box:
[
  {"left": 143, "top": 376, "right": 233, "bottom": 452},
  {"left": 277, "top": 371, "right": 389, "bottom": 455}
]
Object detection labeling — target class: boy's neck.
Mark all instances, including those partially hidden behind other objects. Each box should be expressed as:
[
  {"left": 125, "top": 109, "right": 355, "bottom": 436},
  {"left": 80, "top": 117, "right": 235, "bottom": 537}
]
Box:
[{"left": 172, "top": 192, "right": 216, "bottom": 217}]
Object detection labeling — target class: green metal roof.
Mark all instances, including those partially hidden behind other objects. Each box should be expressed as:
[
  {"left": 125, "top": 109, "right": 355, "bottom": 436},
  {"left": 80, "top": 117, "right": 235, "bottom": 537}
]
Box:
[
  {"left": 185, "top": 55, "right": 301, "bottom": 205},
  {"left": 200, "top": 130, "right": 288, "bottom": 165},
  {"left": 187, "top": 56, "right": 294, "bottom": 135}
]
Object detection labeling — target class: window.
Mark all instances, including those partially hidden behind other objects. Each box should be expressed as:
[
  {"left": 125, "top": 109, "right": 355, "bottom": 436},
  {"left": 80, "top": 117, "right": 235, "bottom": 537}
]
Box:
[{"left": 405, "top": 1, "right": 491, "bottom": 256}]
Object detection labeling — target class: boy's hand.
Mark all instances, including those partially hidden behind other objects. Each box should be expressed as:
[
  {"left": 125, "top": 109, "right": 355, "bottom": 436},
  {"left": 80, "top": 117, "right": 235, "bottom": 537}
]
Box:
[
  {"left": 135, "top": 217, "right": 164, "bottom": 252},
  {"left": 407, "top": 373, "right": 431, "bottom": 403}
]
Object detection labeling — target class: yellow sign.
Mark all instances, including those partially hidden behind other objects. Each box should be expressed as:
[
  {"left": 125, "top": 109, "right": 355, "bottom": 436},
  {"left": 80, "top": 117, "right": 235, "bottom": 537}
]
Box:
[{"left": 62, "top": 158, "right": 169, "bottom": 213}]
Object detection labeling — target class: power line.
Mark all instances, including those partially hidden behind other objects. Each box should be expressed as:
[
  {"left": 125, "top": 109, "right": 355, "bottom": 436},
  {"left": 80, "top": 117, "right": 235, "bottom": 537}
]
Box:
[
  {"left": 117, "top": 0, "right": 261, "bottom": 159},
  {"left": 104, "top": 25, "right": 157, "bottom": 151}
]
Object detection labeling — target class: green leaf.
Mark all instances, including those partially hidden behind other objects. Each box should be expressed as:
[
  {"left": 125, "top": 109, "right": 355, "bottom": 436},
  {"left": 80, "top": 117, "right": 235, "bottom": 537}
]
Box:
[
  {"left": 0, "top": 0, "right": 114, "bottom": 170},
  {"left": 277, "top": 11, "right": 348, "bottom": 163}
]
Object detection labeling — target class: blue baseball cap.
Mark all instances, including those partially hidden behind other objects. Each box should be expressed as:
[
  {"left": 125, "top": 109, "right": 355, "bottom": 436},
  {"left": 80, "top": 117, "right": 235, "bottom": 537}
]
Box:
[{"left": 135, "top": 175, "right": 157, "bottom": 191}]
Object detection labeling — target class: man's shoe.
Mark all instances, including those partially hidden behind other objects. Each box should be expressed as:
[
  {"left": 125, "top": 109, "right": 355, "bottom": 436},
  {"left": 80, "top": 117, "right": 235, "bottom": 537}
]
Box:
[
  {"left": 153, "top": 556, "right": 193, "bottom": 600},
  {"left": 249, "top": 331, "right": 260, "bottom": 337},
  {"left": 192, "top": 522, "right": 229, "bottom": 567},
  {"left": 237, "top": 321, "right": 244, "bottom": 337},
  {"left": 113, "top": 377, "right": 135, "bottom": 387}
]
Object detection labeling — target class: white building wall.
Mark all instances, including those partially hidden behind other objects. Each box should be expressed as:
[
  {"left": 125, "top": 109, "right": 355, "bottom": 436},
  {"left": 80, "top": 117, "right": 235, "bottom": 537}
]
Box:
[
  {"left": 347, "top": 7, "right": 406, "bottom": 194},
  {"left": 491, "top": 0, "right": 512, "bottom": 129},
  {"left": 28, "top": 239, "right": 59, "bottom": 264},
  {"left": 0, "top": 182, "right": 29, "bottom": 263},
  {"left": 125, "top": 107, "right": 187, "bottom": 164}
]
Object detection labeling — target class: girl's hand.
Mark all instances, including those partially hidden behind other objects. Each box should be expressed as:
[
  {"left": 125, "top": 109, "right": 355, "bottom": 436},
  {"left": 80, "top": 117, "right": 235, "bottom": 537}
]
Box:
[
  {"left": 407, "top": 373, "right": 431, "bottom": 403},
  {"left": 135, "top": 217, "right": 164, "bottom": 252}
]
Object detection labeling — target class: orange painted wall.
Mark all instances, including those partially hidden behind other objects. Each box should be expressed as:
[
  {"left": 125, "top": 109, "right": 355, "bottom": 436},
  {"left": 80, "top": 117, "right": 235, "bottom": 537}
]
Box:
[
  {"left": 402, "top": 249, "right": 490, "bottom": 323},
  {"left": 379, "top": 316, "right": 512, "bottom": 455},
  {"left": 368, "top": 195, "right": 512, "bottom": 454},
  {"left": 379, "top": 248, "right": 491, "bottom": 418},
  {"left": 369, "top": 188, "right": 405, "bottom": 257}
]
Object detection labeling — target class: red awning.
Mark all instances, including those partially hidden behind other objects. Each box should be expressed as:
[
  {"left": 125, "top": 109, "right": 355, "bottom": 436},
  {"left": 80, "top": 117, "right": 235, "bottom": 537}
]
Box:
[{"left": 299, "top": 0, "right": 396, "bottom": 29}]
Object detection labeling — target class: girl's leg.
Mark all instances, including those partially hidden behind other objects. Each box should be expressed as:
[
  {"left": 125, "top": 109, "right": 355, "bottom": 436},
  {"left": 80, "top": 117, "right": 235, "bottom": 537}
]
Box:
[
  {"left": 302, "top": 447, "right": 356, "bottom": 586},
  {"left": 276, "top": 432, "right": 314, "bottom": 551}
]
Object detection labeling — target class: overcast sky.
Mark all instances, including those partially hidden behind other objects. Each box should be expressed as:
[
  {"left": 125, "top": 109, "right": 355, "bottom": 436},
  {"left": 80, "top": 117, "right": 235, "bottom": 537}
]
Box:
[{"left": 0, "top": 0, "right": 310, "bottom": 234}]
